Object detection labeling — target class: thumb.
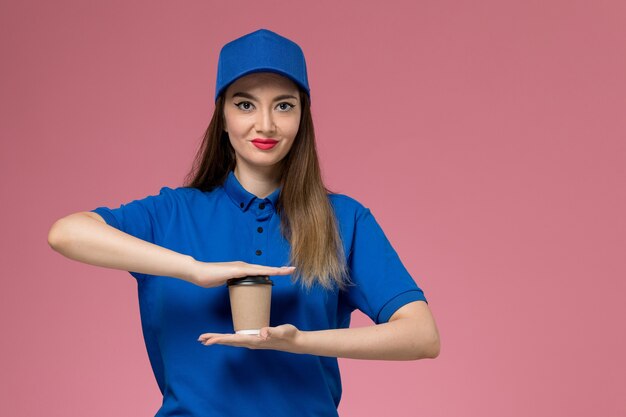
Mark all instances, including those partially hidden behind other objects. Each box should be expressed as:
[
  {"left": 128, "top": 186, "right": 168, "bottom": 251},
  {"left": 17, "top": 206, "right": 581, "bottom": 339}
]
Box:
[{"left": 260, "top": 327, "right": 272, "bottom": 340}]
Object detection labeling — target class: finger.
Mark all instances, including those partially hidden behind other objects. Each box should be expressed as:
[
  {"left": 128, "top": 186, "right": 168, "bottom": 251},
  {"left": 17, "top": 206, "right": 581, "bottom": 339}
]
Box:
[
  {"left": 198, "top": 333, "right": 229, "bottom": 342},
  {"left": 204, "top": 335, "right": 257, "bottom": 347},
  {"left": 246, "top": 265, "right": 296, "bottom": 276},
  {"left": 199, "top": 333, "right": 256, "bottom": 342},
  {"left": 202, "top": 335, "right": 236, "bottom": 346},
  {"left": 259, "top": 327, "right": 272, "bottom": 340},
  {"left": 199, "top": 336, "right": 216, "bottom": 345},
  {"left": 274, "top": 266, "right": 296, "bottom": 275}
]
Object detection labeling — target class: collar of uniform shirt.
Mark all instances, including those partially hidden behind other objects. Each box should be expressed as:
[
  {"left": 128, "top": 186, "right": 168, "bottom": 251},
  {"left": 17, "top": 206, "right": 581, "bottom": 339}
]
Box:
[{"left": 222, "top": 170, "right": 282, "bottom": 212}]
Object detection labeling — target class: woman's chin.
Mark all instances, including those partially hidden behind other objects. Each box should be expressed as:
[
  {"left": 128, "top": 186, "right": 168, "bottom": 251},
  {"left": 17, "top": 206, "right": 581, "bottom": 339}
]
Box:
[{"left": 237, "top": 155, "right": 286, "bottom": 170}]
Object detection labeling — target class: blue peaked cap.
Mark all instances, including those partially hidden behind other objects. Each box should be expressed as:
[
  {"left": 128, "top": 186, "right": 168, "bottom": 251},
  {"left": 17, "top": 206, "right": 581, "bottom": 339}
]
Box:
[{"left": 215, "top": 28, "right": 310, "bottom": 102}]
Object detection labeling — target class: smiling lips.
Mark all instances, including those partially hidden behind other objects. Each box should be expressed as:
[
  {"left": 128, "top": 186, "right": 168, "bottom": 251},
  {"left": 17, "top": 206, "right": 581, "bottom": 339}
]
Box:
[{"left": 251, "top": 138, "right": 278, "bottom": 150}]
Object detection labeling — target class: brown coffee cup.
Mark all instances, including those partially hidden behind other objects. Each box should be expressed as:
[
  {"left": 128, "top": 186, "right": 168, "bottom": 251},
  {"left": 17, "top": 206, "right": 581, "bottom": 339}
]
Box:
[{"left": 227, "top": 275, "right": 274, "bottom": 335}]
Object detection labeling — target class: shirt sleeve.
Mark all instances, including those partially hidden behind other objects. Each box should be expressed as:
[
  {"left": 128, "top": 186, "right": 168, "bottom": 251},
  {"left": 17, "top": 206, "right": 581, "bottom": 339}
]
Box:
[
  {"left": 344, "top": 207, "right": 428, "bottom": 324},
  {"left": 90, "top": 186, "right": 176, "bottom": 279}
]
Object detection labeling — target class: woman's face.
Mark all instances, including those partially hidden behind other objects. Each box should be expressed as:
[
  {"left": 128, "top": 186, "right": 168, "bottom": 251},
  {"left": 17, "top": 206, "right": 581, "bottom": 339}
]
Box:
[{"left": 223, "top": 72, "right": 302, "bottom": 174}]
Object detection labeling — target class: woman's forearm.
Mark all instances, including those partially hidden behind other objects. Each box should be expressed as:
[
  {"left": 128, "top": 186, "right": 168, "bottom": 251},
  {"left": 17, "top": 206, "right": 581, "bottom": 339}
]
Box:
[
  {"left": 297, "top": 317, "right": 440, "bottom": 361},
  {"left": 48, "top": 213, "right": 196, "bottom": 281}
]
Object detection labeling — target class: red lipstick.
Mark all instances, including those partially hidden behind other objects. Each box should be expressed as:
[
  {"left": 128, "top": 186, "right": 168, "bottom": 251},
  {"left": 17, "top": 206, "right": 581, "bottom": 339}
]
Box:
[{"left": 251, "top": 138, "right": 278, "bottom": 150}]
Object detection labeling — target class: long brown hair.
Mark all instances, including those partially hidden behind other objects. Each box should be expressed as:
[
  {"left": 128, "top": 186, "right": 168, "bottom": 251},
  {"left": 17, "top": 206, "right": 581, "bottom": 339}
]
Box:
[{"left": 183, "top": 89, "right": 352, "bottom": 292}]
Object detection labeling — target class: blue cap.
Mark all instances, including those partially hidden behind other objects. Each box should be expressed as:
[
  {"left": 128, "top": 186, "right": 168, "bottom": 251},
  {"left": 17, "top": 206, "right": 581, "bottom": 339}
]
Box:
[{"left": 215, "top": 28, "right": 310, "bottom": 102}]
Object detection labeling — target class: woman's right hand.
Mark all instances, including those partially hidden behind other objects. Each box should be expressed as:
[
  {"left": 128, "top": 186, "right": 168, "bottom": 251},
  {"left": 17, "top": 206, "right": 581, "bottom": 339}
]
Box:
[{"left": 185, "top": 260, "right": 296, "bottom": 288}]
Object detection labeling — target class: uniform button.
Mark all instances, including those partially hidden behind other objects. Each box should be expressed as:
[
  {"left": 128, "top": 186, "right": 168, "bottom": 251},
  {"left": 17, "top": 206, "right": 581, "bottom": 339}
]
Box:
[
  {"left": 259, "top": 203, "right": 266, "bottom": 209},
  {"left": 255, "top": 249, "right": 262, "bottom": 256},
  {"left": 257, "top": 227, "right": 263, "bottom": 233},
  {"left": 240, "top": 202, "right": 244, "bottom": 208}
]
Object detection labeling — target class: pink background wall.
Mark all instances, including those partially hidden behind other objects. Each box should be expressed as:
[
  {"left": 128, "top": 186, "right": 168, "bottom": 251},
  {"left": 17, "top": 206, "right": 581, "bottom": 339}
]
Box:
[{"left": 2, "top": 1, "right": 625, "bottom": 416}]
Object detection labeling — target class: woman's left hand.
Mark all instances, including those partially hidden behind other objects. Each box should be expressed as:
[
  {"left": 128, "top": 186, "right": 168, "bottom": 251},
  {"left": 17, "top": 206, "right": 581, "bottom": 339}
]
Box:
[{"left": 198, "top": 324, "right": 304, "bottom": 354}]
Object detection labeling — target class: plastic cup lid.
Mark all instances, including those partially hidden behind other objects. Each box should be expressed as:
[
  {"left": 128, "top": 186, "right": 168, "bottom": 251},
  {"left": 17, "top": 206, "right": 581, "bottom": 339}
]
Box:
[{"left": 227, "top": 275, "right": 274, "bottom": 286}]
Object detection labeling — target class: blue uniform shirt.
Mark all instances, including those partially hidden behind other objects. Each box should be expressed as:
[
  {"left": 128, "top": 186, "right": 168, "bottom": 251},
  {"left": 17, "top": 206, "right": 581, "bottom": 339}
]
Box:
[{"left": 91, "top": 170, "right": 428, "bottom": 417}]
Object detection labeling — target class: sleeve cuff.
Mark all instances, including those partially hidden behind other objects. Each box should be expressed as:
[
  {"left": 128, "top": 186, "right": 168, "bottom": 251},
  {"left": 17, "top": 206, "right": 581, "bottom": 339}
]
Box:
[
  {"left": 376, "top": 290, "right": 428, "bottom": 324},
  {"left": 91, "top": 208, "right": 121, "bottom": 230}
]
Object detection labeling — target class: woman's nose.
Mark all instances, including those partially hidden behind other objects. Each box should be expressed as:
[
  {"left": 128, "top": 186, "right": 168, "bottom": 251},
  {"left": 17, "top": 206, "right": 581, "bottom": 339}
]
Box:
[{"left": 255, "top": 107, "right": 276, "bottom": 134}]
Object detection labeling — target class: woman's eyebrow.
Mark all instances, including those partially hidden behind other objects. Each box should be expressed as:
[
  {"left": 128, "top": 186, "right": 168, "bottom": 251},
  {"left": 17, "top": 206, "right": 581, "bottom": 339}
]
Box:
[
  {"left": 272, "top": 94, "right": 298, "bottom": 101},
  {"left": 232, "top": 92, "right": 256, "bottom": 100},
  {"left": 232, "top": 92, "right": 298, "bottom": 101}
]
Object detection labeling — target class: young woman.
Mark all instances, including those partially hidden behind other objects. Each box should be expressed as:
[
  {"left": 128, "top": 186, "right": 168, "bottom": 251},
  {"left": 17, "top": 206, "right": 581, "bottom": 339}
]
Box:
[{"left": 48, "top": 28, "right": 440, "bottom": 417}]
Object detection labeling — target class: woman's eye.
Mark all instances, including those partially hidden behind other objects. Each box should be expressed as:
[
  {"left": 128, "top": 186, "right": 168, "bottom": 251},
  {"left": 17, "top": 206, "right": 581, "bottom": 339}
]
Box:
[
  {"left": 235, "top": 101, "right": 254, "bottom": 111},
  {"left": 277, "top": 102, "right": 295, "bottom": 111}
]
